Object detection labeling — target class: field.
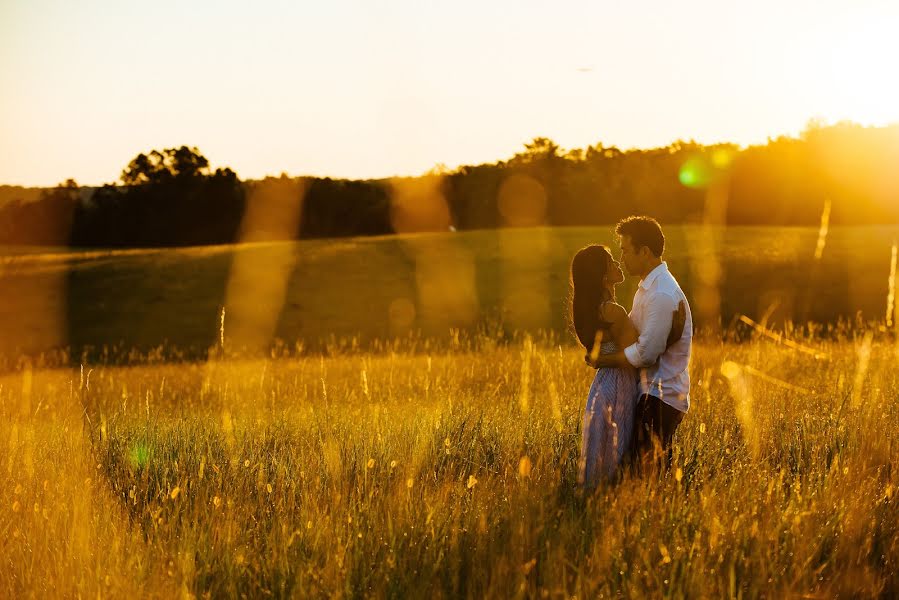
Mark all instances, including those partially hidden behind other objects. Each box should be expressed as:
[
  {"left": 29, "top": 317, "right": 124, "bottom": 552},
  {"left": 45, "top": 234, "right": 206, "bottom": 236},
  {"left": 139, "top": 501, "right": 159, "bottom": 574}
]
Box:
[
  {"left": 1, "top": 227, "right": 898, "bottom": 597},
  {"left": 2, "top": 225, "right": 899, "bottom": 360},
  {"left": 2, "top": 333, "right": 898, "bottom": 597}
]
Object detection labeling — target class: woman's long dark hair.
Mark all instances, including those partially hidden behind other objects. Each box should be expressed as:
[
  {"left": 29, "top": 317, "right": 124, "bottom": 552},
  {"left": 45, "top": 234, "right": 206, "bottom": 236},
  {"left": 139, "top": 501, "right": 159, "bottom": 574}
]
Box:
[{"left": 570, "top": 244, "right": 614, "bottom": 352}]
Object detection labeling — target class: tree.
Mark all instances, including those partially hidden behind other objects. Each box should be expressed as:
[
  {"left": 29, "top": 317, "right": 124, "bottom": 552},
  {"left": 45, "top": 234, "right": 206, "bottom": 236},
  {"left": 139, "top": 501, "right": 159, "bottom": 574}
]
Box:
[
  {"left": 0, "top": 179, "right": 78, "bottom": 245},
  {"left": 120, "top": 146, "right": 210, "bottom": 185},
  {"left": 71, "top": 147, "right": 244, "bottom": 247},
  {"left": 512, "top": 137, "right": 562, "bottom": 165}
]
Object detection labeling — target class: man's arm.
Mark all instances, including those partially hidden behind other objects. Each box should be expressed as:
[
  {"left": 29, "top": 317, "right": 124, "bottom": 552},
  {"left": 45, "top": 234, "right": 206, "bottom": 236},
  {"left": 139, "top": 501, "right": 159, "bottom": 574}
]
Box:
[
  {"left": 588, "top": 350, "right": 631, "bottom": 369},
  {"left": 622, "top": 292, "right": 678, "bottom": 368},
  {"left": 584, "top": 297, "right": 684, "bottom": 369}
]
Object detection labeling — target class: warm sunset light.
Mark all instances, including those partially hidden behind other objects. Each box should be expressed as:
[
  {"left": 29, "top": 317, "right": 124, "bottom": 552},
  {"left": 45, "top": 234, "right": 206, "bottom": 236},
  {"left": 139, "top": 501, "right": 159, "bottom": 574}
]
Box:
[
  {"left": 4, "top": 2, "right": 899, "bottom": 598},
  {"left": 1, "top": 0, "right": 897, "bottom": 186},
  {"left": 817, "top": 15, "right": 899, "bottom": 127}
]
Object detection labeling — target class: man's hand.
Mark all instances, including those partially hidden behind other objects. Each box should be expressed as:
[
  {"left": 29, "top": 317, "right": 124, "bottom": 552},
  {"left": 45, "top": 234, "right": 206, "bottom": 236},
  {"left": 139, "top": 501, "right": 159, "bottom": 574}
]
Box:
[{"left": 666, "top": 300, "right": 686, "bottom": 349}]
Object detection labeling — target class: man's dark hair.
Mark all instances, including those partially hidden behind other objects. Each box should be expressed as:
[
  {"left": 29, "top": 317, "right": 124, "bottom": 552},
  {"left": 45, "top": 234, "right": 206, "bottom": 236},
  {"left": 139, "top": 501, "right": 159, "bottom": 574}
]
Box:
[{"left": 615, "top": 215, "right": 665, "bottom": 257}]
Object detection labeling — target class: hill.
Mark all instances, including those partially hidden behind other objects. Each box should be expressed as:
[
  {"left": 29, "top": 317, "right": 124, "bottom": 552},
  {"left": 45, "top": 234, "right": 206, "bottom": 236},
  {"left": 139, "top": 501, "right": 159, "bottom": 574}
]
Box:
[{"left": 1, "top": 225, "right": 895, "bottom": 362}]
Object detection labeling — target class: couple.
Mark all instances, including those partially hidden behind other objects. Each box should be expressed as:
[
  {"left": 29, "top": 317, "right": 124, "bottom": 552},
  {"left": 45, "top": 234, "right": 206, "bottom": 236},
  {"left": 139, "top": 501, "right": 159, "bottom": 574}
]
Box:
[{"left": 571, "top": 216, "right": 693, "bottom": 487}]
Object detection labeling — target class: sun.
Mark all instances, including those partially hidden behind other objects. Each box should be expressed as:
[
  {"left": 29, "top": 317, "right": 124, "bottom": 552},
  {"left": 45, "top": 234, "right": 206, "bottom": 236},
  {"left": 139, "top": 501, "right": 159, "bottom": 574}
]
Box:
[{"left": 824, "top": 16, "right": 899, "bottom": 126}]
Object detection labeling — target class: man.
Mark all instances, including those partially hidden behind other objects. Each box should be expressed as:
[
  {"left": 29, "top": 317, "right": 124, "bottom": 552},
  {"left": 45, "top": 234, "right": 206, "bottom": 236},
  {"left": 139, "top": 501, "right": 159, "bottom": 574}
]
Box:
[{"left": 587, "top": 215, "right": 693, "bottom": 466}]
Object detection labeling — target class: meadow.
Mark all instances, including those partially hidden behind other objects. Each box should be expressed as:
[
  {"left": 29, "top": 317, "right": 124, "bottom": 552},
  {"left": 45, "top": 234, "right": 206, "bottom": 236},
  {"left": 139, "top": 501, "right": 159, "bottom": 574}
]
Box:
[
  {"left": 1, "top": 226, "right": 898, "bottom": 597},
  {"left": 1, "top": 331, "right": 897, "bottom": 598}
]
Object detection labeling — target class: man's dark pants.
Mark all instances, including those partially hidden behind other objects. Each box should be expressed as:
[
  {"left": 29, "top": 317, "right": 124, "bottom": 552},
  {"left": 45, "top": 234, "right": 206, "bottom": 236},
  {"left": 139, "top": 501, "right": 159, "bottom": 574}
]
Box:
[{"left": 632, "top": 394, "right": 684, "bottom": 469}]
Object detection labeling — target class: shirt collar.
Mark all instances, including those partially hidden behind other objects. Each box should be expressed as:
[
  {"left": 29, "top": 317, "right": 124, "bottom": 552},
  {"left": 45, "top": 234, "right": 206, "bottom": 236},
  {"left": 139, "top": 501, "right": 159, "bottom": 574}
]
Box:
[{"left": 639, "top": 261, "right": 668, "bottom": 290}]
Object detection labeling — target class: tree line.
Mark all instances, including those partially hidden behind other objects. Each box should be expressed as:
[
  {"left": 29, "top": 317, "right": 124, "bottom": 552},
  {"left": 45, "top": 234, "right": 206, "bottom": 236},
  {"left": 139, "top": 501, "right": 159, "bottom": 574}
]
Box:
[{"left": 1, "top": 121, "right": 897, "bottom": 247}]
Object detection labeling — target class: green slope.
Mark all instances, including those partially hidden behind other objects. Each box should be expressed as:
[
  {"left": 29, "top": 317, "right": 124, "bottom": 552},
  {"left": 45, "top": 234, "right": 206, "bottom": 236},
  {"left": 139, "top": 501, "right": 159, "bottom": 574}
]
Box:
[{"left": 1, "top": 225, "right": 896, "bottom": 359}]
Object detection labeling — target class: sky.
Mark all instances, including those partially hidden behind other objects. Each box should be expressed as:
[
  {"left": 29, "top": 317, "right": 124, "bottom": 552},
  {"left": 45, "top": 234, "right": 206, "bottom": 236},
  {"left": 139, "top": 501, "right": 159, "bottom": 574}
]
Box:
[{"left": 2, "top": 0, "right": 898, "bottom": 186}]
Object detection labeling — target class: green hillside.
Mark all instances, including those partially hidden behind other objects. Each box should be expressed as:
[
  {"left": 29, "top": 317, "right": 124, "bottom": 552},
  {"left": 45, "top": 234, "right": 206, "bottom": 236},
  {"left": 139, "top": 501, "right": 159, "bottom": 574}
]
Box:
[{"left": 1, "top": 225, "right": 896, "bottom": 359}]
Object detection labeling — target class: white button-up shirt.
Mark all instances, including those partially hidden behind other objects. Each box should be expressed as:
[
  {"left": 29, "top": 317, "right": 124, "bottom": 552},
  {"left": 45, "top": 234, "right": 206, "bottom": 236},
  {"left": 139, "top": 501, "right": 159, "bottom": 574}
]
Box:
[{"left": 623, "top": 262, "right": 693, "bottom": 412}]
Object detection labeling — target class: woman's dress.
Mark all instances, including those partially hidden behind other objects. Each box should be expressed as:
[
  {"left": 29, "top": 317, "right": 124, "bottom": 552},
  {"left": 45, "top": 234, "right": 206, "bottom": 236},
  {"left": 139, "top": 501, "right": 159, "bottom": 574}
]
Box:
[{"left": 578, "top": 339, "right": 637, "bottom": 487}]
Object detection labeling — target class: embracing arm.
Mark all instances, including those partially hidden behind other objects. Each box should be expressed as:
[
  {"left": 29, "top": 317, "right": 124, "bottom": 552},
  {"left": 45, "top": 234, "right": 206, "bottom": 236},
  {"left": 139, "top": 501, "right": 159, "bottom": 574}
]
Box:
[
  {"left": 589, "top": 349, "right": 632, "bottom": 369},
  {"left": 622, "top": 293, "right": 678, "bottom": 368},
  {"left": 586, "top": 298, "right": 685, "bottom": 369}
]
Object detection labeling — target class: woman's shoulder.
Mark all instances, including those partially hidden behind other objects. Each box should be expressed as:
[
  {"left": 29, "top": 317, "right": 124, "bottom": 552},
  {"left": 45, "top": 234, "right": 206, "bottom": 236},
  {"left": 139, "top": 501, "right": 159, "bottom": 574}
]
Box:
[{"left": 598, "top": 301, "right": 628, "bottom": 323}]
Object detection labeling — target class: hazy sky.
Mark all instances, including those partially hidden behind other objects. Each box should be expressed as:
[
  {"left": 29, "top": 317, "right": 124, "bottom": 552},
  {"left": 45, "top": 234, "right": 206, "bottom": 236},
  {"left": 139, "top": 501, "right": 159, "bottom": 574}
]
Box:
[{"left": 2, "top": 0, "right": 898, "bottom": 186}]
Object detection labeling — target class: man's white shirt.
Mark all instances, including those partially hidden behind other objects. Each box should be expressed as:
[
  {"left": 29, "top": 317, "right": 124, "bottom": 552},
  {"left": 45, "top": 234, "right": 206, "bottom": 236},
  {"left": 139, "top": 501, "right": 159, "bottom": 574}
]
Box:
[{"left": 622, "top": 262, "right": 693, "bottom": 412}]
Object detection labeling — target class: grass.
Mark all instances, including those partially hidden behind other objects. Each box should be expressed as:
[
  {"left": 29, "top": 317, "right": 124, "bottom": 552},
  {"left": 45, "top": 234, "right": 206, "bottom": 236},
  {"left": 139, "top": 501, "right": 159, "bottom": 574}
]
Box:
[
  {"left": 3, "top": 225, "right": 899, "bottom": 360},
  {"left": 1, "top": 329, "right": 897, "bottom": 598},
  {"left": 2, "top": 226, "right": 898, "bottom": 596}
]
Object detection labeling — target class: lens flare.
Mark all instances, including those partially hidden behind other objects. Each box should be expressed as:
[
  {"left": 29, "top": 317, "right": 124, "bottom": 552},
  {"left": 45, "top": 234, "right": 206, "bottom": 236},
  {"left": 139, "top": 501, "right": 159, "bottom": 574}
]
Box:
[
  {"left": 0, "top": 182, "right": 76, "bottom": 356},
  {"left": 389, "top": 175, "right": 452, "bottom": 233},
  {"left": 711, "top": 148, "right": 734, "bottom": 169},
  {"left": 887, "top": 240, "right": 897, "bottom": 327},
  {"left": 720, "top": 360, "right": 742, "bottom": 380},
  {"left": 402, "top": 238, "right": 478, "bottom": 335},
  {"left": 499, "top": 228, "right": 557, "bottom": 332},
  {"left": 497, "top": 174, "right": 547, "bottom": 227},
  {"left": 128, "top": 444, "right": 150, "bottom": 469},
  {"left": 678, "top": 157, "right": 711, "bottom": 189},
  {"left": 719, "top": 360, "right": 760, "bottom": 458},
  {"left": 388, "top": 298, "right": 416, "bottom": 334},
  {"left": 814, "top": 198, "right": 832, "bottom": 261},
  {"left": 221, "top": 177, "right": 306, "bottom": 354},
  {"left": 687, "top": 176, "right": 727, "bottom": 332},
  {"left": 679, "top": 150, "right": 733, "bottom": 190},
  {"left": 850, "top": 332, "right": 873, "bottom": 409}
]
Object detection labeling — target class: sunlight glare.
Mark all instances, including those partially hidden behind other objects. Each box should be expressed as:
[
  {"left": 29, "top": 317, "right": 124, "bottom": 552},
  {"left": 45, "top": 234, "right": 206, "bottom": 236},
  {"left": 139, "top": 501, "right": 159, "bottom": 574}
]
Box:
[
  {"left": 678, "top": 156, "right": 711, "bottom": 189},
  {"left": 389, "top": 175, "right": 452, "bottom": 233},
  {"left": 497, "top": 175, "right": 547, "bottom": 227},
  {"left": 221, "top": 178, "right": 306, "bottom": 353},
  {"left": 824, "top": 18, "right": 899, "bottom": 126}
]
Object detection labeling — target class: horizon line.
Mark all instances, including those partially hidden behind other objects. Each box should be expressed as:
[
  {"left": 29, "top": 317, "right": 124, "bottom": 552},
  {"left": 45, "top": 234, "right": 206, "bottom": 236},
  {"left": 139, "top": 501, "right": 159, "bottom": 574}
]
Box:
[{"left": 4, "top": 119, "right": 897, "bottom": 189}]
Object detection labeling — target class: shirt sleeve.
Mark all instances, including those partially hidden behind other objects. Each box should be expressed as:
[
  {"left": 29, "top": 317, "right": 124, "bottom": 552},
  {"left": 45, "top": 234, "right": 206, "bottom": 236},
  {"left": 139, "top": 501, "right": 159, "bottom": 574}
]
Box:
[{"left": 623, "top": 291, "right": 678, "bottom": 368}]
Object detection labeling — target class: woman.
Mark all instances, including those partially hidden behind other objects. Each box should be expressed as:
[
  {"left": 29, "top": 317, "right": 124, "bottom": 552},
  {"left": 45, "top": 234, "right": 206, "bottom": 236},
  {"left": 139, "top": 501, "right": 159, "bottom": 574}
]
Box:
[{"left": 570, "top": 244, "right": 639, "bottom": 487}]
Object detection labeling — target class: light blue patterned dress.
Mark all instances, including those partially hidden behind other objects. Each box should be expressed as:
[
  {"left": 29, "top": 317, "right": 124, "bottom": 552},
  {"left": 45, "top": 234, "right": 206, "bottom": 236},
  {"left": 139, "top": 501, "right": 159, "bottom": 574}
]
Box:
[{"left": 578, "top": 339, "right": 637, "bottom": 488}]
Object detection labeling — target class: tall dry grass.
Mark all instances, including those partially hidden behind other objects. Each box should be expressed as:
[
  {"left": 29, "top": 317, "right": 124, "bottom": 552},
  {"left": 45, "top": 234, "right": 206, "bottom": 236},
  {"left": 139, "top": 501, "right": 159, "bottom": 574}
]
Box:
[{"left": 1, "top": 330, "right": 897, "bottom": 598}]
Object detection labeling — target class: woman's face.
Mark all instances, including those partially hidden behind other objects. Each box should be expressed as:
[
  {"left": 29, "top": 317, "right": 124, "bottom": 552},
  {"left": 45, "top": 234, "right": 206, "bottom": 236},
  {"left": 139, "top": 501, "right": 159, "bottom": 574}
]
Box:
[{"left": 606, "top": 254, "right": 625, "bottom": 286}]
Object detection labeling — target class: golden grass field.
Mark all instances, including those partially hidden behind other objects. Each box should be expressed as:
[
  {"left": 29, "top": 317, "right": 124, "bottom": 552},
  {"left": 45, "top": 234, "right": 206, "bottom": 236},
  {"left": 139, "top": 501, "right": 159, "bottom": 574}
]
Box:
[{"left": 1, "top": 329, "right": 897, "bottom": 598}]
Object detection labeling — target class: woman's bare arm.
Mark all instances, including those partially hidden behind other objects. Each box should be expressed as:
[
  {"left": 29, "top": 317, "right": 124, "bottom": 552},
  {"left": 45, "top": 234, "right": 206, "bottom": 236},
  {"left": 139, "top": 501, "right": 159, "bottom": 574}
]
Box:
[
  {"left": 601, "top": 302, "right": 638, "bottom": 352},
  {"left": 586, "top": 301, "right": 632, "bottom": 368}
]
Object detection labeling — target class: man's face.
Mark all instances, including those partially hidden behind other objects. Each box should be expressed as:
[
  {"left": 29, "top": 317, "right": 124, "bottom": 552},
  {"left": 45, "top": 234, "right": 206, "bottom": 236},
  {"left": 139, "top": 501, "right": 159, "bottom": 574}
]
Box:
[{"left": 618, "top": 235, "right": 642, "bottom": 276}]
